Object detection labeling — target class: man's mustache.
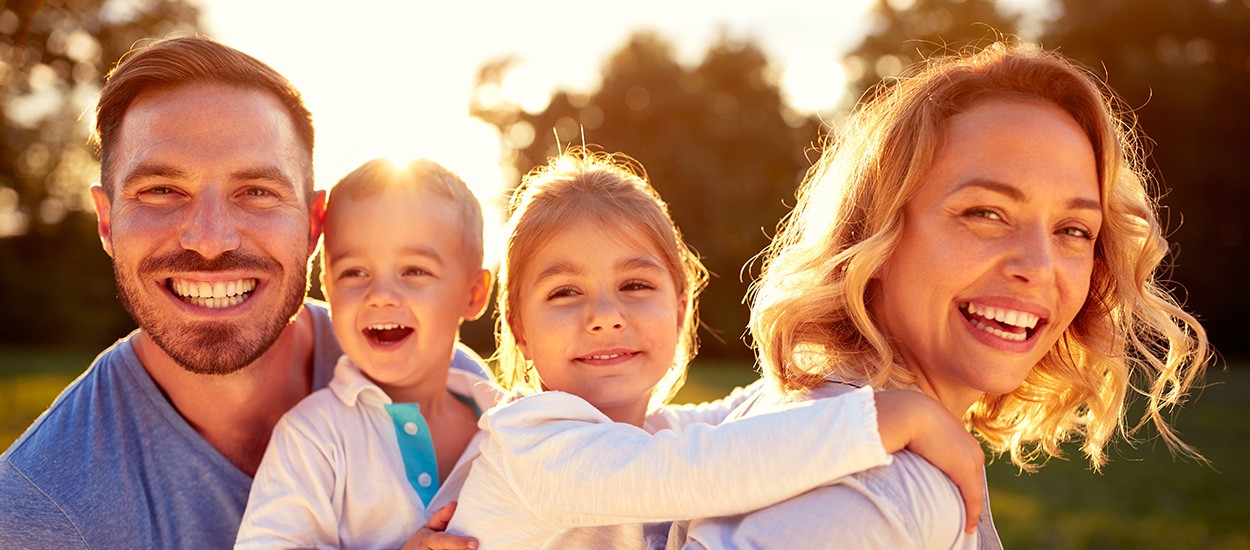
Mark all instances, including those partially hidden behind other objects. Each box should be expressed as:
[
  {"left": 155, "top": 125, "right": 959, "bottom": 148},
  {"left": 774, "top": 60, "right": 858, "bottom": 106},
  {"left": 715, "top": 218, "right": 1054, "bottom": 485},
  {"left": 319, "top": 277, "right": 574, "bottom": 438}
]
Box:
[{"left": 138, "top": 249, "right": 281, "bottom": 275}]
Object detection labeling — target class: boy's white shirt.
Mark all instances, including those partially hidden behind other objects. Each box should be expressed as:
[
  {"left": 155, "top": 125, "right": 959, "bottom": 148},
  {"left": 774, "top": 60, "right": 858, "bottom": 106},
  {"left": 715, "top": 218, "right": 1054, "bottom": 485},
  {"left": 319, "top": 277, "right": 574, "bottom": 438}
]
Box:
[
  {"left": 235, "top": 355, "right": 499, "bottom": 550},
  {"left": 446, "top": 381, "right": 892, "bottom": 549}
]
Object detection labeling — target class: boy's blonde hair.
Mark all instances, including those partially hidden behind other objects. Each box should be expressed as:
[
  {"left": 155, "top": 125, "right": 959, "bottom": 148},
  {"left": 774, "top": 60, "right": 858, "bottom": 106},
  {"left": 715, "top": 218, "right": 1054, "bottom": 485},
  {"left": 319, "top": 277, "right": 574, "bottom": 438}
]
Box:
[
  {"left": 749, "top": 42, "right": 1210, "bottom": 471},
  {"left": 495, "top": 148, "right": 708, "bottom": 411},
  {"left": 322, "top": 158, "right": 485, "bottom": 274}
]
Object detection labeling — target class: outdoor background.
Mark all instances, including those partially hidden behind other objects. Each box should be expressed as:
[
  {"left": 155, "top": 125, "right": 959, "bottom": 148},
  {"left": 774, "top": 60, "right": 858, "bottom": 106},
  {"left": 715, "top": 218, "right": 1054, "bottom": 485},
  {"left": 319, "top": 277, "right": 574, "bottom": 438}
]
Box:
[{"left": 1, "top": 0, "right": 1247, "bottom": 547}]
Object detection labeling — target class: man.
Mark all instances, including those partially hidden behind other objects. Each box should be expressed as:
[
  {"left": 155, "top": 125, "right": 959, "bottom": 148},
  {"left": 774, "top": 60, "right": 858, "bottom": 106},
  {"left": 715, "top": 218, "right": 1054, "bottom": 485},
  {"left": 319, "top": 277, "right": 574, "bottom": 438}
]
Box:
[{"left": 0, "top": 36, "right": 482, "bottom": 548}]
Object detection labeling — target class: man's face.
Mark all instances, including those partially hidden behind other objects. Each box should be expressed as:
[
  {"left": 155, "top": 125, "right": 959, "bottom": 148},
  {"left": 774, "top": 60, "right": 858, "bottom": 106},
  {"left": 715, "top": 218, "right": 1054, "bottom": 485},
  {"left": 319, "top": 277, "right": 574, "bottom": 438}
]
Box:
[{"left": 91, "top": 82, "right": 321, "bottom": 375}]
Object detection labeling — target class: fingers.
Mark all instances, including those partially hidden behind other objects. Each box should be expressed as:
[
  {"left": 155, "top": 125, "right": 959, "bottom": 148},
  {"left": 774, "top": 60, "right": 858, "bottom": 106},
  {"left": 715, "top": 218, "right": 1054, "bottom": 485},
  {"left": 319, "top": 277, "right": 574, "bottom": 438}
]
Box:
[
  {"left": 425, "top": 501, "right": 458, "bottom": 531},
  {"left": 425, "top": 532, "right": 479, "bottom": 550}
]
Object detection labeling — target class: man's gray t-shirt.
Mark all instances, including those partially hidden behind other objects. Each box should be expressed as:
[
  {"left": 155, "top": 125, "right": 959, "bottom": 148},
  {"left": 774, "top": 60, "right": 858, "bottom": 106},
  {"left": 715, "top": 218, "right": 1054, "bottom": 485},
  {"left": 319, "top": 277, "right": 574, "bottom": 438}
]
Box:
[{"left": 0, "top": 300, "right": 484, "bottom": 549}]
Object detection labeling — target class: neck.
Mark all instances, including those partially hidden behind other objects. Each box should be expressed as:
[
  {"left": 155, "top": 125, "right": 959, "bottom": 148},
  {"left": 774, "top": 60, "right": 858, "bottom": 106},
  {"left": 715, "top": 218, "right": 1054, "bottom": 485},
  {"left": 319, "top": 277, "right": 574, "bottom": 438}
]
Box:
[
  {"left": 597, "top": 399, "right": 650, "bottom": 428},
  {"left": 908, "top": 370, "right": 981, "bottom": 418},
  {"left": 135, "top": 308, "right": 315, "bottom": 476}
]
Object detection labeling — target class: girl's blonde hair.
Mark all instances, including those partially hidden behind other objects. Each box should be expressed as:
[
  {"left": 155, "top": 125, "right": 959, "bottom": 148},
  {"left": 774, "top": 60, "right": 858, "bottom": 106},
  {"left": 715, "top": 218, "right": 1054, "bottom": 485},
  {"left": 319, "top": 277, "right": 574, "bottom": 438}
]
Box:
[
  {"left": 750, "top": 42, "right": 1210, "bottom": 471},
  {"left": 494, "top": 148, "right": 708, "bottom": 411}
]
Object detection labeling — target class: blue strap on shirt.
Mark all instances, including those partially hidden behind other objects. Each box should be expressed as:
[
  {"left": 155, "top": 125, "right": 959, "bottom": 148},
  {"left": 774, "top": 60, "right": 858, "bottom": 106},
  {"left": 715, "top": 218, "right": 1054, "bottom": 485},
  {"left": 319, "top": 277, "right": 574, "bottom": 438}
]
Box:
[{"left": 383, "top": 403, "right": 440, "bottom": 507}]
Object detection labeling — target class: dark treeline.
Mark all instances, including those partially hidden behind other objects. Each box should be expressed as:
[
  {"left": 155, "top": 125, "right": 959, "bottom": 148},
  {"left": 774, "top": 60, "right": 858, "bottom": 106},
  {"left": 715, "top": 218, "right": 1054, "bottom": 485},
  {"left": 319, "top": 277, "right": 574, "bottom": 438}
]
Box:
[{"left": 2, "top": 0, "right": 1246, "bottom": 362}]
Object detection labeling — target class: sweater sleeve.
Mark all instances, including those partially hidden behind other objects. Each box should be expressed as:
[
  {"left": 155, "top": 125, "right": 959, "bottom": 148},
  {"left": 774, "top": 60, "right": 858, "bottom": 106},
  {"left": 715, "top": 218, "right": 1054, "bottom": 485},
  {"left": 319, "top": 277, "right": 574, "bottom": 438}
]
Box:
[
  {"left": 650, "top": 379, "right": 765, "bottom": 429},
  {"left": 234, "top": 414, "right": 342, "bottom": 549},
  {"left": 484, "top": 387, "right": 891, "bottom": 528}
]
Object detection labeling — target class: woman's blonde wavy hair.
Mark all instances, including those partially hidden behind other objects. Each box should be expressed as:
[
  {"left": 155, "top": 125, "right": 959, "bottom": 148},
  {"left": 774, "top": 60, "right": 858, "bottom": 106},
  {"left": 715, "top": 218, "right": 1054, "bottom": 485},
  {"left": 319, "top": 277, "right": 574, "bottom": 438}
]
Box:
[
  {"left": 749, "top": 42, "right": 1210, "bottom": 471},
  {"left": 493, "top": 148, "right": 708, "bottom": 412}
]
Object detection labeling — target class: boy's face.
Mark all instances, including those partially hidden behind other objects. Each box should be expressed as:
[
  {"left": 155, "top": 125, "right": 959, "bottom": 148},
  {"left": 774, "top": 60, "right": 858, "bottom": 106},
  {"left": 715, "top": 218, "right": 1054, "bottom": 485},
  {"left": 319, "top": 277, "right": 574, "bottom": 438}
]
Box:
[{"left": 322, "top": 187, "right": 488, "bottom": 400}]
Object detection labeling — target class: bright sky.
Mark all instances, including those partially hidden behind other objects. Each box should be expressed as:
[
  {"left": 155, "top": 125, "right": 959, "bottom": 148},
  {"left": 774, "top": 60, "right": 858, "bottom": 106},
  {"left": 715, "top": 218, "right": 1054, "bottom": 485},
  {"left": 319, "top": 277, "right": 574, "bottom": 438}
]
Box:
[{"left": 200, "top": 0, "right": 1044, "bottom": 263}]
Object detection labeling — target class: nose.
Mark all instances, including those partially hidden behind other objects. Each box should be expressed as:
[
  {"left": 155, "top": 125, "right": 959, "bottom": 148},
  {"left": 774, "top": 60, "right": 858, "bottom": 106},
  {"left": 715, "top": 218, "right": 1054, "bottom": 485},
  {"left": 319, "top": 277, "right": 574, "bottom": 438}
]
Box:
[
  {"left": 587, "top": 293, "right": 626, "bottom": 333},
  {"left": 365, "top": 277, "right": 401, "bottom": 308},
  {"left": 179, "top": 195, "right": 241, "bottom": 258},
  {"left": 1004, "top": 224, "right": 1057, "bottom": 285}
]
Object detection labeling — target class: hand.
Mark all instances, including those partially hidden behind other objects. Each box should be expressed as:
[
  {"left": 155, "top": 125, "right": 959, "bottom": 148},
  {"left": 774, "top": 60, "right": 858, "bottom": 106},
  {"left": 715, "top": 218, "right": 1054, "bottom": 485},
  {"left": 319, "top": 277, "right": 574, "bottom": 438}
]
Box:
[
  {"left": 399, "top": 501, "right": 478, "bottom": 550},
  {"left": 873, "top": 390, "right": 986, "bottom": 535}
]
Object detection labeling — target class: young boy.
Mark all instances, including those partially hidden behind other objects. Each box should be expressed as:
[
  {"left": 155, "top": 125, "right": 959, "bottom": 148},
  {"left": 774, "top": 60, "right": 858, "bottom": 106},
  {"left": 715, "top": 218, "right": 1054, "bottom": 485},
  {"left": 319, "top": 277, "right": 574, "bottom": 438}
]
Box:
[{"left": 236, "top": 158, "right": 494, "bottom": 549}]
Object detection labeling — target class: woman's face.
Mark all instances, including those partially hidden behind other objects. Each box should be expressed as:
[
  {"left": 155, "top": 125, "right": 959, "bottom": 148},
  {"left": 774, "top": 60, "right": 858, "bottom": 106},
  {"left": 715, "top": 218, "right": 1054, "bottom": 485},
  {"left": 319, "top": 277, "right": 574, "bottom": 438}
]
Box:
[{"left": 873, "top": 98, "right": 1102, "bottom": 414}]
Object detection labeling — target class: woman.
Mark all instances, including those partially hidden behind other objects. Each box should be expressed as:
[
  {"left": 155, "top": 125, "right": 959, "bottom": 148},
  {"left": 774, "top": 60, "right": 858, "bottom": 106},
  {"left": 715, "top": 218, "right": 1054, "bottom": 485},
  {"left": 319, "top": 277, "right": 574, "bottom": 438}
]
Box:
[{"left": 673, "top": 42, "right": 1209, "bottom": 548}]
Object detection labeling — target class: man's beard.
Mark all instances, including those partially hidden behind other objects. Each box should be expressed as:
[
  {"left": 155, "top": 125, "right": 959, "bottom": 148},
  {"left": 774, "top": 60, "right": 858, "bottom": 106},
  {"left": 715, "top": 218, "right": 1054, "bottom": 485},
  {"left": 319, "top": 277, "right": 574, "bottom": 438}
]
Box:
[{"left": 114, "top": 249, "right": 309, "bottom": 375}]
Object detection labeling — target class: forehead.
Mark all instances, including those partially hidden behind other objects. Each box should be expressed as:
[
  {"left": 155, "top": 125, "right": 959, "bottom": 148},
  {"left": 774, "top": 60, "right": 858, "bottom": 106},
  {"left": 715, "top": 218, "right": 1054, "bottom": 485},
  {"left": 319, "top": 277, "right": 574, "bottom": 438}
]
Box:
[
  {"left": 111, "top": 82, "right": 309, "bottom": 195},
  {"left": 325, "top": 187, "right": 467, "bottom": 255},
  {"left": 527, "top": 216, "right": 668, "bottom": 273},
  {"left": 923, "top": 98, "right": 1099, "bottom": 198}
]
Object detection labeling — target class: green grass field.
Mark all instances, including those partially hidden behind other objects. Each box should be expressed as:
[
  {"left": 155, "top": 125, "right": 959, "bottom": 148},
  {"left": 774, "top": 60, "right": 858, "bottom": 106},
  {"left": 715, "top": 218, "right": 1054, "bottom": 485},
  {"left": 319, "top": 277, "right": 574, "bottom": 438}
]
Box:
[{"left": 3, "top": 348, "right": 1247, "bottom": 548}]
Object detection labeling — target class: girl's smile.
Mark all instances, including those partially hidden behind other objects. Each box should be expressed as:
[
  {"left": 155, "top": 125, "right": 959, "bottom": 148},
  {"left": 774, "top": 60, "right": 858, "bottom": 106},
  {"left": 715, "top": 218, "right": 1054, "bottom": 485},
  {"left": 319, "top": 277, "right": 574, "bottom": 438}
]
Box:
[{"left": 515, "top": 217, "right": 686, "bottom": 426}]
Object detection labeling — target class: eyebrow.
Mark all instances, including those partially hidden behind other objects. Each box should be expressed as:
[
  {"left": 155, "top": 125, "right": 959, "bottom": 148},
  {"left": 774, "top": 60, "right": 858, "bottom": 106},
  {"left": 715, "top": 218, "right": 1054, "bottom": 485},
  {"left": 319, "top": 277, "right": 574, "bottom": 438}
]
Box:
[
  {"left": 531, "top": 255, "right": 665, "bottom": 285},
  {"left": 330, "top": 246, "right": 445, "bottom": 265},
  {"left": 119, "top": 161, "right": 298, "bottom": 193},
  {"left": 950, "top": 178, "right": 1101, "bottom": 212}
]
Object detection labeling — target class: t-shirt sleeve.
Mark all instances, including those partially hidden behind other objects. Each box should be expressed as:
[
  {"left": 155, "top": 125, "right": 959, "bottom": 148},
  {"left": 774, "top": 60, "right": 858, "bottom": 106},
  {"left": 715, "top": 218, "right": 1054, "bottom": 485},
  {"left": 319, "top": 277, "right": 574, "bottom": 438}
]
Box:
[
  {"left": 482, "top": 388, "right": 891, "bottom": 528},
  {"left": 678, "top": 452, "right": 973, "bottom": 550},
  {"left": 450, "top": 342, "right": 489, "bottom": 378},
  {"left": 235, "top": 414, "right": 341, "bottom": 549},
  {"left": 0, "top": 459, "right": 88, "bottom": 550}
]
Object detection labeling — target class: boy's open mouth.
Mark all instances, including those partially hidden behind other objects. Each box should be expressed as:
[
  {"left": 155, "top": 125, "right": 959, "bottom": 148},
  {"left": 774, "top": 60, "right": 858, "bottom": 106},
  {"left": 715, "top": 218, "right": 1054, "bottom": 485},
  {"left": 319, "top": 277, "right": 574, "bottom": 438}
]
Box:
[
  {"left": 365, "top": 323, "right": 414, "bottom": 346},
  {"left": 958, "top": 302, "right": 1044, "bottom": 342}
]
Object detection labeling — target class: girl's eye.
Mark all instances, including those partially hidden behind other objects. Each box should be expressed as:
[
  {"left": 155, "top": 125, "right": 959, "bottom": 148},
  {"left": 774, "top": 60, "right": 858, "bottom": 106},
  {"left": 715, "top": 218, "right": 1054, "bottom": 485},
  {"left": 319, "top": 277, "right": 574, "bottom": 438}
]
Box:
[
  {"left": 546, "top": 286, "right": 579, "bottom": 300},
  {"left": 621, "top": 280, "right": 656, "bottom": 292}
]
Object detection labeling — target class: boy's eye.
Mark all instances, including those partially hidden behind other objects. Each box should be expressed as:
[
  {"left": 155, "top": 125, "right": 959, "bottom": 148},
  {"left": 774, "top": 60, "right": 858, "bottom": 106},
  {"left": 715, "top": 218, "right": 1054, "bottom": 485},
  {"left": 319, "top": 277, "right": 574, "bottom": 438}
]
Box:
[
  {"left": 403, "top": 267, "right": 431, "bottom": 277},
  {"left": 338, "top": 268, "right": 366, "bottom": 279},
  {"left": 546, "top": 285, "right": 579, "bottom": 300}
]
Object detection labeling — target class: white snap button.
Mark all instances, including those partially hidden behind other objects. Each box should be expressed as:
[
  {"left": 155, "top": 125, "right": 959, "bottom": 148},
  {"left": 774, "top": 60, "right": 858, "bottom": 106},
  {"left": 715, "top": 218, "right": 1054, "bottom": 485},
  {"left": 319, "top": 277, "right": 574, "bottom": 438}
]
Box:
[
  {"left": 418, "top": 473, "right": 433, "bottom": 487},
  {"left": 404, "top": 422, "right": 419, "bottom": 435}
]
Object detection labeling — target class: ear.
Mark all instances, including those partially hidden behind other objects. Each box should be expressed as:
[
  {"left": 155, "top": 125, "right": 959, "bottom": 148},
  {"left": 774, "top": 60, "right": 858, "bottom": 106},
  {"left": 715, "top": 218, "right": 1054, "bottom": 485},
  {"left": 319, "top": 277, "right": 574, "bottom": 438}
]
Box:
[
  {"left": 463, "top": 269, "right": 493, "bottom": 321},
  {"left": 90, "top": 185, "right": 114, "bottom": 257},
  {"left": 676, "top": 293, "right": 689, "bottom": 332},
  {"left": 307, "top": 189, "right": 327, "bottom": 257},
  {"left": 512, "top": 316, "right": 529, "bottom": 360}
]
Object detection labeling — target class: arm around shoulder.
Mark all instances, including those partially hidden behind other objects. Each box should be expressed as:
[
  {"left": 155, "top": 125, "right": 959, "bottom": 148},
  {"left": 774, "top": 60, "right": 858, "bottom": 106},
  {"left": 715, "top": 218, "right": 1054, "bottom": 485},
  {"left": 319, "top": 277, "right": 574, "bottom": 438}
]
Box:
[{"left": 483, "top": 387, "right": 891, "bottom": 526}]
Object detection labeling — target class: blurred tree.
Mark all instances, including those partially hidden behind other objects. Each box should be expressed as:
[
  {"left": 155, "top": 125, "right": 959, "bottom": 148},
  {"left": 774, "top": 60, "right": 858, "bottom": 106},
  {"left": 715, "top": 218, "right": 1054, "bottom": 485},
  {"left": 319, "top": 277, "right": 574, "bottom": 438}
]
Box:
[
  {"left": 1041, "top": 0, "right": 1250, "bottom": 356},
  {"left": 0, "top": 0, "right": 200, "bottom": 346},
  {"left": 472, "top": 31, "right": 822, "bottom": 359},
  {"left": 842, "top": 0, "right": 1020, "bottom": 107}
]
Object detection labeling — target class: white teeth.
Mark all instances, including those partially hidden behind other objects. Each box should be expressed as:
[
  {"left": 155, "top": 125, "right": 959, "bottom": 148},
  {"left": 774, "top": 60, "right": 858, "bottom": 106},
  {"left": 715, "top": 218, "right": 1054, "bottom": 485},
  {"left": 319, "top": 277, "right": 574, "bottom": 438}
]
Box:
[
  {"left": 969, "top": 317, "right": 1028, "bottom": 342},
  {"left": 170, "top": 278, "right": 258, "bottom": 308},
  {"left": 368, "top": 323, "right": 405, "bottom": 331},
  {"left": 590, "top": 354, "right": 621, "bottom": 360},
  {"left": 963, "top": 303, "right": 1040, "bottom": 330}
]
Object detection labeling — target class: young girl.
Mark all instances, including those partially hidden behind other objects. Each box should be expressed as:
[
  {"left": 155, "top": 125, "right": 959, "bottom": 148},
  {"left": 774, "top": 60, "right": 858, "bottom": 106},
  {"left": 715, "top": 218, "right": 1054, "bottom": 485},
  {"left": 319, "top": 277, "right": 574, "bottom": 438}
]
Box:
[{"left": 446, "top": 149, "right": 988, "bottom": 548}]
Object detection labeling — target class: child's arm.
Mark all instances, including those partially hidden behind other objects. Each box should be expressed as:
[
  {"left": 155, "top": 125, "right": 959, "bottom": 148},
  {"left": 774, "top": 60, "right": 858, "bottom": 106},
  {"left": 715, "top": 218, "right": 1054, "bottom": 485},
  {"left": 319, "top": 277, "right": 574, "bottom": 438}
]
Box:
[
  {"left": 481, "top": 387, "right": 891, "bottom": 529},
  {"left": 235, "top": 416, "right": 340, "bottom": 549},
  {"left": 651, "top": 378, "right": 764, "bottom": 428},
  {"left": 874, "top": 390, "right": 986, "bottom": 534}
]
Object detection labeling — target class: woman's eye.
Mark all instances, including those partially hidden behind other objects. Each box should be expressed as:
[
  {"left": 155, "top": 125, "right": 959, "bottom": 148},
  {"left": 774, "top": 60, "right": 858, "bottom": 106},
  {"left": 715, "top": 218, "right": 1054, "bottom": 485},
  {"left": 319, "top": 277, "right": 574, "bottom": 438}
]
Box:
[
  {"left": 963, "top": 207, "right": 1003, "bottom": 221},
  {"left": 1059, "top": 226, "right": 1096, "bottom": 241}
]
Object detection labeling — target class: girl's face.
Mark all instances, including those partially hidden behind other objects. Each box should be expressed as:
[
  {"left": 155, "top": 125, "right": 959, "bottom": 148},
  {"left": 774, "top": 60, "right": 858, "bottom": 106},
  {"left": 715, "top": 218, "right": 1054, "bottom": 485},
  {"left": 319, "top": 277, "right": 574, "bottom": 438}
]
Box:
[
  {"left": 872, "top": 98, "right": 1102, "bottom": 415},
  {"left": 513, "top": 217, "right": 685, "bottom": 425}
]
